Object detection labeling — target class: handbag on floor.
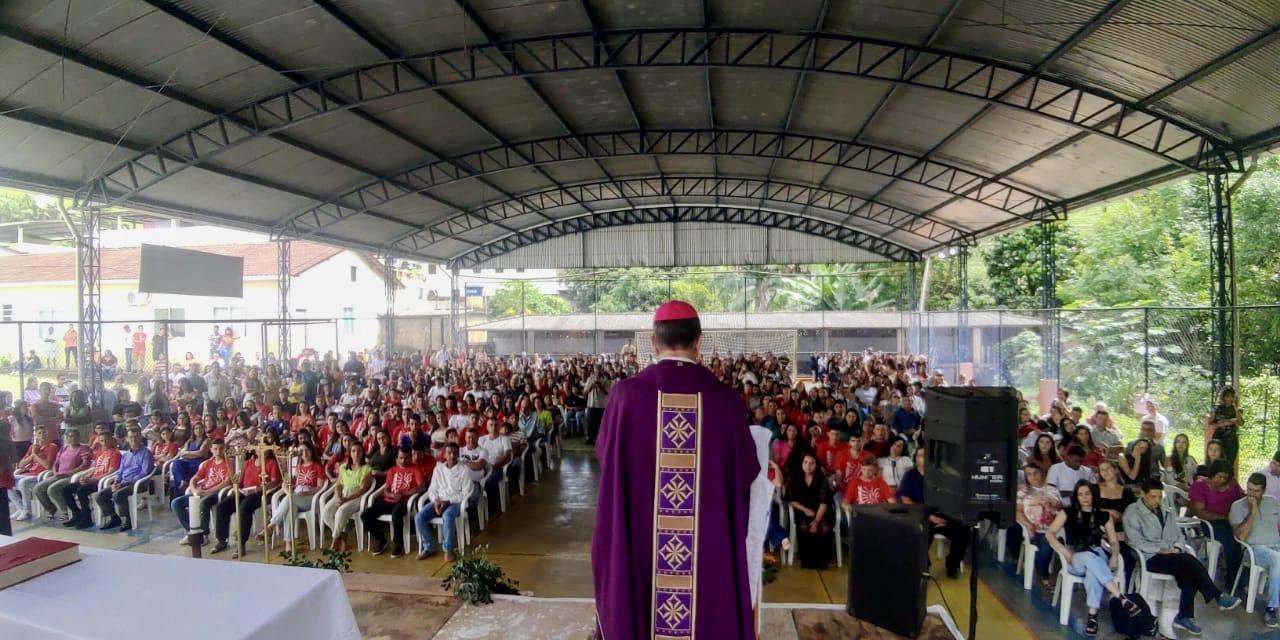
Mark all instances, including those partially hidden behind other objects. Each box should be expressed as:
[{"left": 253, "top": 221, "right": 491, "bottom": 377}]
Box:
[{"left": 1109, "top": 592, "right": 1157, "bottom": 640}]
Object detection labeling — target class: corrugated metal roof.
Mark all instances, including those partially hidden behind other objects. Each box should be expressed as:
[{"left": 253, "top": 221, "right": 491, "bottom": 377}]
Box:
[{"left": 0, "top": 0, "right": 1274, "bottom": 268}]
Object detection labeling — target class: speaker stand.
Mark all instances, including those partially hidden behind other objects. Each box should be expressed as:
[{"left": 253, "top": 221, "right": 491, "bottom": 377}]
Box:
[{"left": 967, "top": 523, "right": 979, "bottom": 640}]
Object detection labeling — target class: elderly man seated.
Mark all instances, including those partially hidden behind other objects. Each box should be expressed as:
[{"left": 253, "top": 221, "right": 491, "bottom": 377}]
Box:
[{"left": 1229, "top": 472, "right": 1280, "bottom": 628}]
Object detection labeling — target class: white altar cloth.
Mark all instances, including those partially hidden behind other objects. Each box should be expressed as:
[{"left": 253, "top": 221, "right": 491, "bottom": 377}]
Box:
[{"left": 0, "top": 535, "right": 360, "bottom": 640}]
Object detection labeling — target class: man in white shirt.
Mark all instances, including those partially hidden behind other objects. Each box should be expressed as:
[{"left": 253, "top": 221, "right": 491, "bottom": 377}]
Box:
[
  {"left": 1139, "top": 399, "right": 1171, "bottom": 443},
  {"left": 1046, "top": 446, "right": 1096, "bottom": 507},
  {"left": 478, "top": 418, "right": 514, "bottom": 515},
  {"left": 414, "top": 443, "right": 472, "bottom": 562},
  {"left": 432, "top": 347, "right": 451, "bottom": 369},
  {"left": 458, "top": 428, "right": 491, "bottom": 485},
  {"left": 427, "top": 378, "right": 449, "bottom": 403}
]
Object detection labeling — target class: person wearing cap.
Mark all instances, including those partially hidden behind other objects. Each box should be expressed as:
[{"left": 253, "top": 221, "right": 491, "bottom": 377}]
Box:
[
  {"left": 582, "top": 364, "right": 610, "bottom": 445},
  {"left": 593, "top": 300, "right": 759, "bottom": 640}
]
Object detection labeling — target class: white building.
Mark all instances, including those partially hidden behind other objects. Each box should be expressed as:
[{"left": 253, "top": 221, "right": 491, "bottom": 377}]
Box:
[{"left": 0, "top": 226, "right": 439, "bottom": 365}]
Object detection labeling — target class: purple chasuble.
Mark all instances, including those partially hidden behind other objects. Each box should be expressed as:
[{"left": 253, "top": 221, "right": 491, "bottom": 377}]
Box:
[{"left": 593, "top": 359, "right": 759, "bottom": 640}]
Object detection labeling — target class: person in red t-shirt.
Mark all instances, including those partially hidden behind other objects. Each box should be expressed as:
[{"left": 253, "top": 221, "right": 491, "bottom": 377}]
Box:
[
  {"left": 12, "top": 428, "right": 59, "bottom": 520},
  {"left": 61, "top": 431, "right": 121, "bottom": 529},
  {"left": 832, "top": 436, "right": 874, "bottom": 494},
  {"left": 361, "top": 446, "right": 425, "bottom": 557},
  {"left": 842, "top": 457, "right": 896, "bottom": 509},
  {"left": 815, "top": 428, "right": 848, "bottom": 478},
  {"left": 172, "top": 439, "right": 232, "bottom": 544},
  {"left": 270, "top": 442, "right": 326, "bottom": 557},
  {"left": 411, "top": 442, "right": 436, "bottom": 479},
  {"left": 213, "top": 448, "right": 281, "bottom": 557}
]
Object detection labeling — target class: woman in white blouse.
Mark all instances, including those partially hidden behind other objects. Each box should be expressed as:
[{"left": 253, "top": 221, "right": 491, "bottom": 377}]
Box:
[{"left": 878, "top": 437, "right": 913, "bottom": 491}]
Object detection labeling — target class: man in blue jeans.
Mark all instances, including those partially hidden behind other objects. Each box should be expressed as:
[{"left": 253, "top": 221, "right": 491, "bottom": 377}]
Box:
[
  {"left": 1229, "top": 472, "right": 1280, "bottom": 628},
  {"left": 415, "top": 442, "right": 472, "bottom": 562}
]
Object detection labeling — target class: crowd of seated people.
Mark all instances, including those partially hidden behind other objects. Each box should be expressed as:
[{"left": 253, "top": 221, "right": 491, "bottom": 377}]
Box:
[
  {"left": 1009, "top": 386, "right": 1280, "bottom": 634},
  {"left": 1, "top": 346, "right": 581, "bottom": 561},
  {"left": 3, "top": 344, "right": 1279, "bottom": 636}
]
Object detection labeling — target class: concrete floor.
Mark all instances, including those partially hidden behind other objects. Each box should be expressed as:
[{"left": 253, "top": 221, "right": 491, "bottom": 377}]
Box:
[{"left": 11, "top": 443, "right": 1277, "bottom": 639}]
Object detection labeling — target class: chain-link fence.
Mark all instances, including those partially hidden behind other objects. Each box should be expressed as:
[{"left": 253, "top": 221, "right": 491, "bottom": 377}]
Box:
[{"left": 4, "top": 300, "right": 1278, "bottom": 471}]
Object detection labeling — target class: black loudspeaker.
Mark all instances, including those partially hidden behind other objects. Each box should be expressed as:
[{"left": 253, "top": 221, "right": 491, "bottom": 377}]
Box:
[
  {"left": 846, "top": 504, "right": 928, "bottom": 637},
  {"left": 922, "top": 386, "right": 1018, "bottom": 526}
]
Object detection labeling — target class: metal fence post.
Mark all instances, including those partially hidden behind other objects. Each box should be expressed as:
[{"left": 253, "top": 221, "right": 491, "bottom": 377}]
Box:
[{"left": 1143, "top": 307, "right": 1151, "bottom": 392}]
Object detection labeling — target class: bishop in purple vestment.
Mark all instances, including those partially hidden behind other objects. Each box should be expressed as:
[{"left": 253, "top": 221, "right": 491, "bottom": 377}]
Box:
[{"left": 593, "top": 301, "right": 760, "bottom": 640}]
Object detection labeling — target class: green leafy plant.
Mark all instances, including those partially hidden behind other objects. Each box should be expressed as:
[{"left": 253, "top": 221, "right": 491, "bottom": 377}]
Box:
[
  {"left": 762, "top": 551, "right": 781, "bottom": 585},
  {"left": 279, "top": 548, "right": 352, "bottom": 572},
  {"left": 441, "top": 545, "right": 520, "bottom": 605}
]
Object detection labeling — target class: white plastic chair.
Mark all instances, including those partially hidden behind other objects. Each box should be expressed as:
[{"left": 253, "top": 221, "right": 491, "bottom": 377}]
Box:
[
  {"left": 318, "top": 485, "right": 373, "bottom": 551},
  {"left": 363, "top": 486, "right": 417, "bottom": 553},
  {"left": 428, "top": 499, "right": 471, "bottom": 556},
  {"left": 28, "top": 470, "right": 55, "bottom": 519},
  {"left": 1231, "top": 538, "right": 1272, "bottom": 614},
  {"left": 84, "top": 471, "right": 119, "bottom": 527},
  {"left": 497, "top": 461, "right": 513, "bottom": 513},
  {"left": 832, "top": 496, "right": 843, "bottom": 568},
  {"left": 270, "top": 482, "right": 331, "bottom": 551},
  {"left": 1128, "top": 543, "right": 1190, "bottom": 603},
  {"left": 1014, "top": 524, "right": 1043, "bottom": 590},
  {"left": 1052, "top": 543, "right": 1125, "bottom": 626},
  {"left": 1162, "top": 484, "right": 1222, "bottom": 579},
  {"left": 126, "top": 470, "right": 164, "bottom": 525}
]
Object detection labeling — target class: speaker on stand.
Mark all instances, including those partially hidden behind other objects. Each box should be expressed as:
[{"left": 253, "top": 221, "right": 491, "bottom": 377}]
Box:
[{"left": 921, "top": 386, "right": 1019, "bottom": 640}]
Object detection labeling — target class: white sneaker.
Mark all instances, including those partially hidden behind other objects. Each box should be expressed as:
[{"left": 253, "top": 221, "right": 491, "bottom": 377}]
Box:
[
  {"left": 179, "top": 534, "right": 191, "bottom": 546},
  {"left": 13, "top": 509, "right": 30, "bottom": 521}
]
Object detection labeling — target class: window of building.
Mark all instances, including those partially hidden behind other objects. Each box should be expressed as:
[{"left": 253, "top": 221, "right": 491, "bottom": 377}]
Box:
[
  {"left": 428, "top": 264, "right": 438, "bottom": 275},
  {"left": 516, "top": 268, "right": 525, "bottom": 273},
  {"left": 154, "top": 308, "right": 187, "bottom": 336},
  {"left": 495, "top": 268, "right": 504, "bottom": 273},
  {"left": 342, "top": 307, "right": 355, "bottom": 333},
  {"left": 472, "top": 268, "right": 480, "bottom": 274},
  {"left": 1, "top": 304, "right": 11, "bottom": 322},
  {"left": 350, "top": 266, "right": 358, "bottom": 282}
]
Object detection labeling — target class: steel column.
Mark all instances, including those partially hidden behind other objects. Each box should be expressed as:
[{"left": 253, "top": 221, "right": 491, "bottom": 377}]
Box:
[
  {"left": 1208, "top": 169, "right": 1237, "bottom": 392},
  {"left": 277, "top": 240, "right": 291, "bottom": 364},
  {"left": 956, "top": 246, "right": 970, "bottom": 365},
  {"left": 907, "top": 259, "right": 921, "bottom": 355},
  {"left": 383, "top": 257, "right": 396, "bottom": 356},
  {"left": 64, "top": 205, "right": 104, "bottom": 405},
  {"left": 1039, "top": 221, "right": 1060, "bottom": 381}
]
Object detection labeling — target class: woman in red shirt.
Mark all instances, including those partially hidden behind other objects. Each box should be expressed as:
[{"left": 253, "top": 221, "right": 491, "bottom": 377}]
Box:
[
  {"left": 151, "top": 427, "right": 181, "bottom": 464},
  {"left": 262, "top": 443, "right": 326, "bottom": 555},
  {"left": 11, "top": 426, "right": 56, "bottom": 521}
]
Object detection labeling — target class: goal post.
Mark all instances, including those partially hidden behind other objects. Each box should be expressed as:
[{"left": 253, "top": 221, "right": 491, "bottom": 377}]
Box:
[{"left": 635, "top": 329, "right": 798, "bottom": 373}]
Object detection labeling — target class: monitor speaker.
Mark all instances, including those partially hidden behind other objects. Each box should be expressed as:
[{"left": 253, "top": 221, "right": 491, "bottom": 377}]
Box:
[
  {"left": 922, "top": 386, "right": 1018, "bottom": 526},
  {"left": 846, "top": 503, "right": 928, "bottom": 637}
]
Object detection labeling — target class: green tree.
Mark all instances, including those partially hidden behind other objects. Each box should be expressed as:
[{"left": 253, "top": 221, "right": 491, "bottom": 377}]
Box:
[
  {"left": 771, "top": 264, "right": 900, "bottom": 311},
  {"left": 486, "top": 282, "right": 572, "bottom": 318},
  {"left": 979, "top": 221, "right": 1078, "bottom": 309},
  {"left": 0, "top": 188, "right": 57, "bottom": 222}
]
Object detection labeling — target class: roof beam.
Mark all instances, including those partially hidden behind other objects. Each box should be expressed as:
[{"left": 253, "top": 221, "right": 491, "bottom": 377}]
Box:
[
  {"left": 760, "top": 0, "right": 832, "bottom": 211},
  {"left": 402, "top": 174, "right": 974, "bottom": 249},
  {"left": 445, "top": 204, "right": 920, "bottom": 269},
  {"left": 74, "top": 28, "right": 1237, "bottom": 211},
  {"left": 270, "top": 129, "right": 1053, "bottom": 241},
  {"left": 0, "top": 23, "right": 442, "bottom": 202},
  {"left": 133, "top": 0, "right": 476, "bottom": 216},
  {"left": 449, "top": 0, "right": 622, "bottom": 213},
  {"left": 840, "top": 0, "right": 1136, "bottom": 229},
  {"left": 916, "top": 17, "right": 1276, "bottom": 223}
]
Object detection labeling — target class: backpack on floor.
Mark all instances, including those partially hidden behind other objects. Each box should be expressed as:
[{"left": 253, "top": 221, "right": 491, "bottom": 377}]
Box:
[{"left": 1109, "top": 592, "right": 1156, "bottom": 640}]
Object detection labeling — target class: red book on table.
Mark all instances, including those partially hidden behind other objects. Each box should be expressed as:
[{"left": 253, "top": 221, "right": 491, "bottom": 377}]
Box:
[{"left": 0, "top": 537, "right": 80, "bottom": 590}]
